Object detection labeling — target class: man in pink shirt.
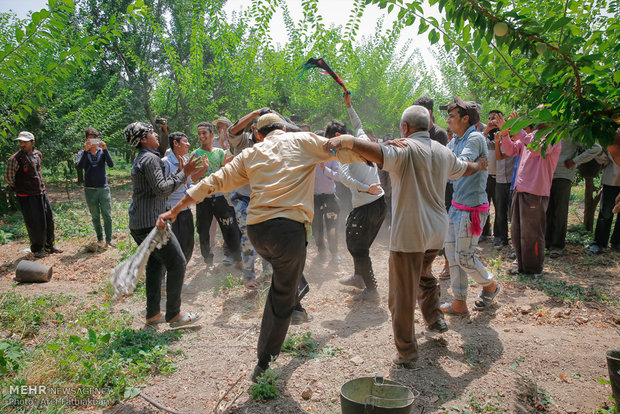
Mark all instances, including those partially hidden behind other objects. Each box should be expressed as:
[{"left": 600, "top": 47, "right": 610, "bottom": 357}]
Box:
[{"left": 497, "top": 115, "right": 561, "bottom": 277}]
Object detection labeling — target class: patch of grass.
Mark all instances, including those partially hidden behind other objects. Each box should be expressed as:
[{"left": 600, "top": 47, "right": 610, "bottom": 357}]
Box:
[
  {"left": 248, "top": 367, "right": 281, "bottom": 401},
  {"left": 53, "top": 200, "right": 130, "bottom": 242},
  {"left": 281, "top": 331, "right": 319, "bottom": 357},
  {"left": 280, "top": 331, "right": 341, "bottom": 359},
  {"left": 467, "top": 391, "right": 505, "bottom": 412},
  {"left": 0, "top": 211, "right": 26, "bottom": 244},
  {"left": 0, "top": 291, "right": 72, "bottom": 339},
  {"left": 0, "top": 293, "right": 185, "bottom": 411},
  {"left": 596, "top": 378, "right": 618, "bottom": 413},
  {"left": 214, "top": 274, "right": 243, "bottom": 294},
  {"left": 565, "top": 223, "right": 594, "bottom": 247},
  {"left": 509, "top": 358, "right": 555, "bottom": 410},
  {"left": 517, "top": 275, "right": 616, "bottom": 303}
]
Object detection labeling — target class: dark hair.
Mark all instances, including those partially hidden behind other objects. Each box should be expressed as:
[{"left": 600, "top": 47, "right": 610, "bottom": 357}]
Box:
[
  {"left": 324, "top": 120, "right": 348, "bottom": 138},
  {"left": 85, "top": 127, "right": 99, "bottom": 138},
  {"left": 450, "top": 106, "right": 470, "bottom": 121},
  {"left": 257, "top": 123, "right": 284, "bottom": 136},
  {"left": 299, "top": 123, "right": 311, "bottom": 131},
  {"left": 197, "top": 122, "right": 214, "bottom": 133},
  {"left": 314, "top": 130, "right": 325, "bottom": 136},
  {"left": 412, "top": 96, "right": 434, "bottom": 112},
  {"left": 169, "top": 131, "right": 187, "bottom": 151},
  {"left": 489, "top": 109, "right": 503, "bottom": 116}
]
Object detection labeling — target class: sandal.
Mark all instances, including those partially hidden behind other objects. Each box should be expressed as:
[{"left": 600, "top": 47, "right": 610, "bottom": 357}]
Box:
[
  {"left": 440, "top": 302, "right": 470, "bottom": 317},
  {"left": 438, "top": 269, "right": 451, "bottom": 280},
  {"left": 145, "top": 312, "right": 166, "bottom": 326},
  {"left": 243, "top": 279, "right": 259, "bottom": 289},
  {"left": 473, "top": 283, "right": 501, "bottom": 311},
  {"left": 169, "top": 312, "right": 202, "bottom": 328}
]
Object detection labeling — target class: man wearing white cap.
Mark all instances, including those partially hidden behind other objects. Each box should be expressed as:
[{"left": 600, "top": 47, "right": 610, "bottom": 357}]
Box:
[
  {"left": 5, "top": 131, "right": 63, "bottom": 258},
  {"left": 156, "top": 113, "right": 361, "bottom": 382}
]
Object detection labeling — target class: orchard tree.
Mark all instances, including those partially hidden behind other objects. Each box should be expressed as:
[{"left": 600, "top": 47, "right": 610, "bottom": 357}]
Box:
[
  {"left": 365, "top": 0, "right": 618, "bottom": 146},
  {"left": 366, "top": 0, "right": 619, "bottom": 229}
]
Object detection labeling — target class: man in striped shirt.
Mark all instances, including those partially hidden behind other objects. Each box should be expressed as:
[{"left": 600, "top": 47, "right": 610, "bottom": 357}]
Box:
[{"left": 125, "top": 122, "right": 203, "bottom": 327}]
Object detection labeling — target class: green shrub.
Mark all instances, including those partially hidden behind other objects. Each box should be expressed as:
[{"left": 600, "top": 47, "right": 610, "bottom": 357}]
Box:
[{"left": 249, "top": 368, "right": 281, "bottom": 401}]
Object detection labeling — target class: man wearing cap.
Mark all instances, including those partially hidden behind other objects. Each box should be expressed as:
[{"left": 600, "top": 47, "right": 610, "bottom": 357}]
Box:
[
  {"left": 5, "top": 131, "right": 63, "bottom": 258},
  {"left": 156, "top": 113, "right": 361, "bottom": 380},
  {"left": 324, "top": 105, "right": 486, "bottom": 368},
  {"left": 441, "top": 97, "right": 500, "bottom": 317},
  {"left": 125, "top": 122, "right": 203, "bottom": 327},
  {"left": 213, "top": 116, "right": 232, "bottom": 150}
]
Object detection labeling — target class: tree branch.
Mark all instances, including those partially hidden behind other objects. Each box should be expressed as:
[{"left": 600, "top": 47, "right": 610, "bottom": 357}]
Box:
[
  {"left": 463, "top": 0, "right": 584, "bottom": 99},
  {"left": 394, "top": 4, "right": 505, "bottom": 89},
  {"left": 489, "top": 41, "right": 535, "bottom": 87}
]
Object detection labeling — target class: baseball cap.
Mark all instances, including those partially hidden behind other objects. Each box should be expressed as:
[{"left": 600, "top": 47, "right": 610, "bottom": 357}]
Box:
[
  {"left": 14, "top": 131, "right": 35, "bottom": 141},
  {"left": 212, "top": 116, "right": 232, "bottom": 127},
  {"left": 444, "top": 96, "right": 480, "bottom": 125},
  {"left": 257, "top": 113, "right": 283, "bottom": 130}
]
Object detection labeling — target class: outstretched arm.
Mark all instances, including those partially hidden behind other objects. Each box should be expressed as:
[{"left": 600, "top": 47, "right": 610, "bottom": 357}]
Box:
[{"left": 324, "top": 135, "right": 383, "bottom": 165}]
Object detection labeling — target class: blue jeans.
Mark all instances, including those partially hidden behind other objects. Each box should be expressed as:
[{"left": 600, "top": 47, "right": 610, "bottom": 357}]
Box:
[
  {"left": 445, "top": 207, "right": 494, "bottom": 301},
  {"left": 231, "top": 193, "right": 271, "bottom": 281}
]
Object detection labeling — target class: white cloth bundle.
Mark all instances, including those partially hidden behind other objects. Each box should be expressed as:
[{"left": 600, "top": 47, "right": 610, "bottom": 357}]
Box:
[{"left": 110, "top": 223, "right": 172, "bottom": 298}]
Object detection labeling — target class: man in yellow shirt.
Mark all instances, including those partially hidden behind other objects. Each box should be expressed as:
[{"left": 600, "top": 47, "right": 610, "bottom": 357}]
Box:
[{"left": 157, "top": 113, "right": 360, "bottom": 381}]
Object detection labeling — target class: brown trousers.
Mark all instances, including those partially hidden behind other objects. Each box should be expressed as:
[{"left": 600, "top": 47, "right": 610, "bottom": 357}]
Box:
[
  {"left": 511, "top": 191, "right": 549, "bottom": 274},
  {"left": 388, "top": 249, "right": 442, "bottom": 360}
]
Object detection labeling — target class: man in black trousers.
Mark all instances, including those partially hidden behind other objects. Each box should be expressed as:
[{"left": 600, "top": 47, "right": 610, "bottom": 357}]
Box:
[
  {"left": 157, "top": 113, "right": 361, "bottom": 381},
  {"left": 5, "top": 131, "right": 63, "bottom": 258}
]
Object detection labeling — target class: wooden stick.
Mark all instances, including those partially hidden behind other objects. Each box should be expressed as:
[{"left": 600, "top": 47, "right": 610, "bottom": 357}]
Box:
[
  {"left": 212, "top": 374, "right": 244, "bottom": 413},
  {"left": 140, "top": 392, "right": 185, "bottom": 414}
]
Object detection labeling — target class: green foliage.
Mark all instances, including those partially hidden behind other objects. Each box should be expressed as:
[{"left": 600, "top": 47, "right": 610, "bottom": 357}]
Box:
[
  {"left": 215, "top": 274, "right": 243, "bottom": 294},
  {"left": 0, "top": 293, "right": 185, "bottom": 410},
  {"left": 565, "top": 223, "right": 594, "bottom": 247},
  {"left": 248, "top": 367, "right": 281, "bottom": 401},
  {"left": 280, "top": 331, "right": 341, "bottom": 359},
  {"left": 281, "top": 331, "right": 319, "bottom": 357},
  {"left": 0, "top": 340, "right": 25, "bottom": 376},
  {"left": 516, "top": 274, "right": 615, "bottom": 304},
  {"left": 0, "top": 291, "right": 71, "bottom": 339},
  {"left": 366, "top": 0, "right": 619, "bottom": 148}
]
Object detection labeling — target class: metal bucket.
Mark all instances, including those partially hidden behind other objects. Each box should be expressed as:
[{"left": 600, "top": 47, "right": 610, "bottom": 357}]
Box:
[
  {"left": 606, "top": 350, "right": 620, "bottom": 402},
  {"left": 14, "top": 260, "right": 53, "bottom": 283},
  {"left": 340, "top": 376, "right": 417, "bottom": 414}
]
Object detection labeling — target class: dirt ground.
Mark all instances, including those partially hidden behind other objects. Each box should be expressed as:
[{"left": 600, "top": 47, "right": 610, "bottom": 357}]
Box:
[{"left": 1, "top": 188, "right": 619, "bottom": 414}]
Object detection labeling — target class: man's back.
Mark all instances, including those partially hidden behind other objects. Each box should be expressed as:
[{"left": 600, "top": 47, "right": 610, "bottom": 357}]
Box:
[{"left": 382, "top": 131, "right": 467, "bottom": 252}]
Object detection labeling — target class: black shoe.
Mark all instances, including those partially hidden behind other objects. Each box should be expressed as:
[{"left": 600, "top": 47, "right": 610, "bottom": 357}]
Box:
[
  {"left": 291, "top": 309, "right": 312, "bottom": 325},
  {"left": 34, "top": 250, "right": 48, "bottom": 259},
  {"left": 46, "top": 245, "right": 63, "bottom": 254},
  {"left": 427, "top": 318, "right": 448, "bottom": 333},
  {"left": 250, "top": 364, "right": 265, "bottom": 383}
]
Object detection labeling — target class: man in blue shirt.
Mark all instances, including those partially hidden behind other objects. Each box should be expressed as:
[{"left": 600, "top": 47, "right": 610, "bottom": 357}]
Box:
[
  {"left": 442, "top": 97, "right": 500, "bottom": 316},
  {"left": 162, "top": 132, "right": 206, "bottom": 262},
  {"left": 77, "top": 127, "right": 115, "bottom": 248}
]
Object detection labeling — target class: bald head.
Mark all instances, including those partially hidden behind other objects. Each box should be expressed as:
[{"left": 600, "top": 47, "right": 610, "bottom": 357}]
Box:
[{"left": 400, "top": 105, "right": 430, "bottom": 135}]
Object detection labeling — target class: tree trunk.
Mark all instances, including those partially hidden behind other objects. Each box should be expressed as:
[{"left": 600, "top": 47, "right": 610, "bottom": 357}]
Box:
[{"left": 583, "top": 177, "right": 601, "bottom": 231}]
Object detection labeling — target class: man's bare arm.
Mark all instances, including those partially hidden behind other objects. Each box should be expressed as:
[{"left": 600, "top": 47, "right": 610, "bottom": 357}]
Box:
[
  {"left": 324, "top": 136, "right": 383, "bottom": 165},
  {"left": 156, "top": 194, "right": 196, "bottom": 229},
  {"left": 462, "top": 157, "right": 488, "bottom": 177}
]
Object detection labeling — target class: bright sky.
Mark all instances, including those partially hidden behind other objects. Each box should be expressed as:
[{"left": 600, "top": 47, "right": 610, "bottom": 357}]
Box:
[{"left": 0, "top": 0, "right": 441, "bottom": 68}]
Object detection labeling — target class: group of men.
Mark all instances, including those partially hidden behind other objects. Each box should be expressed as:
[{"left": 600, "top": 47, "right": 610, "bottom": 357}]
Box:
[{"left": 5, "top": 94, "right": 620, "bottom": 380}]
